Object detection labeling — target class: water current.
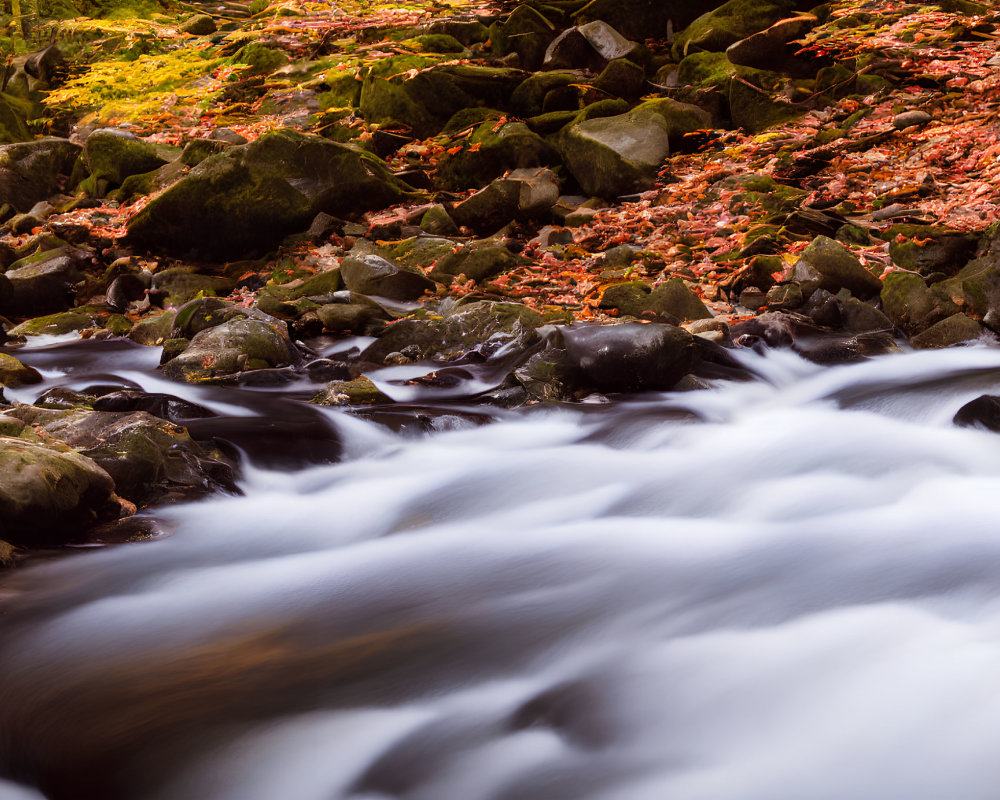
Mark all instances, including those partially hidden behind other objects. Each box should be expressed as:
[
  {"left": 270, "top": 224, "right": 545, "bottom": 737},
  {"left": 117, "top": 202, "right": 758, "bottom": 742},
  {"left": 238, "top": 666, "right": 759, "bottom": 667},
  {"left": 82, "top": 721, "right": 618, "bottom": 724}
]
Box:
[{"left": 4, "top": 339, "right": 1000, "bottom": 799}]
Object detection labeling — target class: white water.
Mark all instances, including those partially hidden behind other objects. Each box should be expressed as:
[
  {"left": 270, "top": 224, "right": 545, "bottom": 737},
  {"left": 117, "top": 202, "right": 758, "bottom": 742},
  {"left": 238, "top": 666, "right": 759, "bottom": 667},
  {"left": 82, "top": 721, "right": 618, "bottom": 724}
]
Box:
[{"left": 5, "top": 347, "right": 1000, "bottom": 799}]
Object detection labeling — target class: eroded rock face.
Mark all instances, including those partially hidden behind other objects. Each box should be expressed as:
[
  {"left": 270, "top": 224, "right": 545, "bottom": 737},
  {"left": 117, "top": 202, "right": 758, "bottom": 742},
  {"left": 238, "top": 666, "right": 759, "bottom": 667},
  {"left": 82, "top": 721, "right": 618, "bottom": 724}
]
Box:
[
  {"left": 125, "top": 129, "right": 411, "bottom": 259},
  {"left": 0, "top": 436, "right": 117, "bottom": 546}
]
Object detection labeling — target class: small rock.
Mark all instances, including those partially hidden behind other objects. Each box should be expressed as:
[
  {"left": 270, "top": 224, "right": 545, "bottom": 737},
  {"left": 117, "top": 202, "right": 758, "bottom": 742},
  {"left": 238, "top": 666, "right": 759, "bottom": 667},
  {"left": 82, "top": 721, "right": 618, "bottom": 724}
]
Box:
[
  {"left": 179, "top": 13, "right": 217, "bottom": 35},
  {"left": 954, "top": 395, "right": 1000, "bottom": 432},
  {"left": 893, "top": 110, "right": 932, "bottom": 130}
]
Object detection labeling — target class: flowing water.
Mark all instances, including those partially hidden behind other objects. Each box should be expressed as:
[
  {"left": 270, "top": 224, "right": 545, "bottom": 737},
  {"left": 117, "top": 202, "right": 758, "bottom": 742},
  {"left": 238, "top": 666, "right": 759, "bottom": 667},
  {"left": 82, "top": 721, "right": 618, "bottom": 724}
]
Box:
[{"left": 5, "top": 340, "right": 1000, "bottom": 799}]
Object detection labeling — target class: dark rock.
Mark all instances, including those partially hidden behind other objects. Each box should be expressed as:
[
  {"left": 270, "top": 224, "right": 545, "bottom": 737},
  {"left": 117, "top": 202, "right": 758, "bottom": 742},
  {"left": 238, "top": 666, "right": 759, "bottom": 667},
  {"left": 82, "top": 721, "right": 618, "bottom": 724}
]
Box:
[
  {"left": 725, "top": 14, "right": 817, "bottom": 71},
  {"left": 161, "top": 316, "right": 298, "bottom": 382},
  {"left": 419, "top": 204, "right": 460, "bottom": 236},
  {"left": 793, "top": 235, "right": 882, "bottom": 298},
  {"left": 765, "top": 282, "right": 803, "bottom": 309},
  {"left": 893, "top": 110, "right": 932, "bottom": 130},
  {"left": 673, "top": 0, "right": 798, "bottom": 59},
  {"left": 600, "top": 277, "right": 712, "bottom": 321},
  {"left": 24, "top": 45, "right": 65, "bottom": 85},
  {"left": 886, "top": 224, "right": 978, "bottom": 276},
  {"left": 1, "top": 247, "right": 87, "bottom": 317},
  {"left": 84, "top": 129, "right": 170, "bottom": 189},
  {"left": 180, "top": 137, "right": 232, "bottom": 167},
  {"left": 543, "top": 21, "right": 637, "bottom": 71},
  {"left": 562, "top": 322, "right": 696, "bottom": 392},
  {"left": 0, "top": 435, "right": 117, "bottom": 546},
  {"left": 0, "top": 353, "right": 42, "bottom": 387},
  {"left": 572, "top": 0, "right": 721, "bottom": 41},
  {"left": 340, "top": 253, "right": 435, "bottom": 300},
  {"left": 593, "top": 58, "right": 646, "bottom": 99},
  {"left": 3, "top": 406, "right": 235, "bottom": 505},
  {"left": 910, "top": 313, "right": 983, "bottom": 349},
  {"left": 881, "top": 271, "right": 959, "bottom": 335},
  {"left": 451, "top": 179, "right": 521, "bottom": 233},
  {"left": 126, "top": 129, "right": 411, "bottom": 260},
  {"left": 489, "top": 5, "right": 556, "bottom": 70},
  {"left": 0, "top": 138, "right": 81, "bottom": 213},
  {"left": 430, "top": 242, "right": 523, "bottom": 284},
  {"left": 839, "top": 297, "right": 892, "bottom": 333},
  {"left": 150, "top": 267, "right": 235, "bottom": 307},
  {"left": 954, "top": 395, "right": 1000, "bottom": 431},
  {"left": 436, "top": 120, "right": 557, "bottom": 191}
]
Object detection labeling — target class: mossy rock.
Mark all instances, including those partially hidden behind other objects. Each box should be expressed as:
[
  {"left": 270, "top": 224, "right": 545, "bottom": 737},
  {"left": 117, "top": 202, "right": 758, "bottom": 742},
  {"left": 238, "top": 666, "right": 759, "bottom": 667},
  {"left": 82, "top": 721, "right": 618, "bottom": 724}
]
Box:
[
  {"left": 436, "top": 120, "right": 558, "bottom": 192},
  {"left": 128, "top": 310, "right": 176, "bottom": 345},
  {"left": 0, "top": 93, "right": 31, "bottom": 144},
  {"left": 401, "top": 33, "right": 467, "bottom": 54},
  {"left": 9, "top": 308, "right": 102, "bottom": 336},
  {"left": 84, "top": 129, "right": 171, "bottom": 188},
  {"left": 384, "top": 237, "right": 457, "bottom": 269},
  {"left": 179, "top": 13, "right": 216, "bottom": 35},
  {"left": 510, "top": 72, "right": 577, "bottom": 117},
  {"left": 161, "top": 317, "right": 297, "bottom": 382},
  {"left": 885, "top": 224, "right": 979, "bottom": 276},
  {"left": 126, "top": 129, "right": 411, "bottom": 260},
  {"left": 0, "top": 435, "right": 116, "bottom": 546},
  {"left": 230, "top": 42, "right": 289, "bottom": 75},
  {"left": 311, "top": 376, "right": 391, "bottom": 406},
  {"left": 572, "top": 0, "right": 719, "bottom": 41},
  {"left": 600, "top": 277, "right": 712, "bottom": 321},
  {"left": 430, "top": 243, "right": 524, "bottom": 283},
  {"left": 362, "top": 300, "right": 545, "bottom": 363},
  {"left": 672, "top": 0, "right": 798, "bottom": 59},
  {"left": 489, "top": 4, "right": 556, "bottom": 70},
  {"left": 930, "top": 253, "right": 1000, "bottom": 322},
  {"left": 0, "top": 137, "right": 82, "bottom": 213},
  {"left": 319, "top": 71, "right": 363, "bottom": 109},
  {"left": 0, "top": 353, "right": 42, "bottom": 387},
  {"left": 910, "top": 313, "right": 983, "bottom": 349},
  {"left": 151, "top": 267, "right": 235, "bottom": 306},
  {"left": 593, "top": 58, "right": 645, "bottom": 99},
  {"left": 881, "top": 272, "right": 958, "bottom": 336}
]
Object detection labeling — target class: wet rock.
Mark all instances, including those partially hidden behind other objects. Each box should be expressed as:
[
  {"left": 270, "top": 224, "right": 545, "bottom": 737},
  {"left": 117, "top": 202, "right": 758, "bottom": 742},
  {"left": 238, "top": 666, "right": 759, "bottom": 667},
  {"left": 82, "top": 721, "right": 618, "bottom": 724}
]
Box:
[
  {"left": 886, "top": 224, "right": 978, "bottom": 276},
  {"left": 179, "top": 13, "right": 217, "bottom": 35},
  {"left": 0, "top": 353, "right": 42, "bottom": 387},
  {"left": 794, "top": 235, "right": 882, "bottom": 298},
  {"left": 893, "top": 110, "right": 932, "bottom": 130},
  {"left": 910, "top": 313, "right": 983, "bottom": 349},
  {"left": 84, "top": 129, "right": 169, "bottom": 190},
  {"left": 4, "top": 406, "right": 235, "bottom": 505},
  {"left": 126, "top": 129, "right": 411, "bottom": 259},
  {"left": 543, "top": 21, "right": 637, "bottom": 71},
  {"left": 562, "top": 322, "right": 697, "bottom": 392},
  {"left": 362, "top": 300, "right": 544, "bottom": 364},
  {"left": 128, "top": 311, "right": 176, "bottom": 346},
  {"left": 765, "top": 282, "right": 803, "bottom": 310},
  {"left": 8, "top": 308, "right": 102, "bottom": 337},
  {"left": 0, "top": 435, "right": 117, "bottom": 546},
  {"left": 162, "top": 317, "right": 299, "bottom": 382},
  {"left": 0, "top": 138, "right": 81, "bottom": 213},
  {"left": 254, "top": 270, "right": 343, "bottom": 318},
  {"left": 954, "top": 395, "right": 1000, "bottom": 432},
  {"left": 312, "top": 376, "right": 392, "bottom": 406},
  {"left": 880, "top": 271, "right": 958, "bottom": 335},
  {"left": 840, "top": 297, "right": 892, "bottom": 333},
  {"left": 150, "top": 267, "right": 235, "bottom": 307},
  {"left": 1, "top": 247, "right": 87, "bottom": 317},
  {"left": 672, "top": 0, "right": 798, "bottom": 59},
  {"left": 316, "top": 299, "right": 389, "bottom": 334},
  {"left": 340, "top": 253, "right": 435, "bottom": 301},
  {"left": 929, "top": 248, "right": 1000, "bottom": 328}
]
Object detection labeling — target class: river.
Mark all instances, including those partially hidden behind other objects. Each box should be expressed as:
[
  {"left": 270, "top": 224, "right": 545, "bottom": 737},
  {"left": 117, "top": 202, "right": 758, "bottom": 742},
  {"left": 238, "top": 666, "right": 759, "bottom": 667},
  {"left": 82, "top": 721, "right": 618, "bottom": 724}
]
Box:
[{"left": 3, "top": 339, "right": 1000, "bottom": 799}]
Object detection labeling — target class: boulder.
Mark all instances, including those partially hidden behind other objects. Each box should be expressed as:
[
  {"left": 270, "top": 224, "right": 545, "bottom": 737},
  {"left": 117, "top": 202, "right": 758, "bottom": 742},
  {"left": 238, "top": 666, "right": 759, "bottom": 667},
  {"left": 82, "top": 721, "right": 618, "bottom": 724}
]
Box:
[
  {"left": 543, "top": 21, "right": 637, "bottom": 71},
  {"left": 0, "top": 436, "right": 117, "bottom": 546},
  {"left": 8, "top": 308, "right": 102, "bottom": 337},
  {"left": 179, "top": 13, "right": 217, "bottom": 35},
  {"left": 594, "top": 59, "right": 646, "bottom": 99},
  {"left": 910, "top": 313, "right": 983, "bottom": 349},
  {"left": 430, "top": 241, "right": 523, "bottom": 284},
  {"left": 84, "top": 129, "right": 169, "bottom": 189},
  {"left": 435, "top": 120, "right": 557, "bottom": 191},
  {"left": 419, "top": 204, "right": 460, "bottom": 236},
  {"left": 126, "top": 129, "right": 411, "bottom": 259},
  {"left": 0, "top": 354, "right": 42, "bottom": 387},
  {"left": 0, "top": 138, "right": 81, "bottom": 212},
  {"left": 561, "top": 322, "right": 696, "bottom": 392},
  {"left": 600, "top": 277, "right": 712, "bottom": 321},
  {"left": 161, "top": 317, "right": 299, "bottom": 382},
  {"left": 340, "top": 253, "right": 435, "bottom": 301},
  {"left": 881, "top": 272, "right": 958, "bottom": 336},
  {"left": 954, "top": 395, "right": 1000, "bottom": 431},
  {"left": 793, "top": 236, "right": 882, "bottom": 298},
  {"left": 725, "top": 14, "right": 818, "bottom": 72},
  {"left": 1, "top": 247, "right": 87, "bottom": 317},
  {"left": 3, "top": 406, "right": 236, "bottom": 505},
  {"left": 672, "top": 0, "right": 798, "bottom": 59},
  {"left": 572, "top": 0, "right": 723, "bottom": 41},
  {"left": 886, "top": 224, "right": 979, "bottom": 276},
  {"left": 557, "top": 100, "right": 710, "bottom": 197},
  {"left": 361, "top": 300, "right": 544, "bottom": 364},
  {"left": 489, "top": 5, "right": 556, "bottom": 70}
]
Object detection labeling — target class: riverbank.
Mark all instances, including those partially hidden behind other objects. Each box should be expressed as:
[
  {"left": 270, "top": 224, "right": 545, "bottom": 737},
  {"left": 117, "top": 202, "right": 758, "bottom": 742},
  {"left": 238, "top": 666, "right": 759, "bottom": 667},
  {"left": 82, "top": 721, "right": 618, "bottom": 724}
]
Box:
[{"left": 2, "top": 0, "right": 1000, "bottom": 554}]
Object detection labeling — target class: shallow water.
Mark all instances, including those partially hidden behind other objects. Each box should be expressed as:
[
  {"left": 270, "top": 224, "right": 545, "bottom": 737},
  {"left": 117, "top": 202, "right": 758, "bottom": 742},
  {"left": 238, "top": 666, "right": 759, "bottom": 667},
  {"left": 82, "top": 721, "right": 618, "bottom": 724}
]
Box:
[{"left": 4, "top": 343, "right": 1000, "bottom": 799}]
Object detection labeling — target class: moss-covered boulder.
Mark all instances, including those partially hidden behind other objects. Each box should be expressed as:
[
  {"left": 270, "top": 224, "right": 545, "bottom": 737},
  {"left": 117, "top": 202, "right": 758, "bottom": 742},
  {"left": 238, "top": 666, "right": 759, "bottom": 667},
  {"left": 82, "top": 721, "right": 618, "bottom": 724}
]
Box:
[
  {"left": 311, "top": 376, "right": 392, "bottom": 406},
  {"left": 1, "top": 247, "right": 87, "bottom": 317},
  {"left": 0, "top": 354, "right": 42, "bottom": 387},
  {"left": 489, "top": 5, "right": 556, "bottom": 70},
  {"left": 179, "top": 13, "right": 216, "bottom": 34},
  {"left": 126, "top": 129, "right": 412, "bottom": 260},
  {"left": 0, "top": 138, "right": 81, "bottom": 212},
  {"left": 0, "top": 436, "right": 117, "bottom": 546},
  {"left": 161, "top": 317, "right": 299, "bottom": 382},
  {"left": 430, "top": 241, "right": 524, "bottom": 284},
  {"left": 0, "top": 93, "right": 32, "bottom": 144},
  {"left": 886, "top": 224, "right": 979, "bottom": 276},
  {"left": 881, "top": 272, "right": 959, "bottom": 336},
  {"left": 3, "top": 406, "right": 235, "bottom": 505},
  {"left": 594, "top": 58, "right": 646, "bottom": 99},
  {"left": 910, "top": 313, "right": 983, "bottom": 349},
  {"left": 510, "top": 72, "right": 577, "bottom": 117},
  {"left": 150, "top": 267, "right": 235, "bottom": 307},
  {"left": 340, "top": 252, "right": 435, "bottom": 301},
  {"left": 84, "top": 129, "right": 170, "bottom": 189},
  {"left": 362, "top": 300, "right": 545, "bottom": 364},
  {"left": 672, "top": 0, "right": 797, "bottom": 59},
  {"left": 360, "top": 59, "right": 526, "bottom": 137},
  {"left": 600, "top": 277, "right": 712, "bottom": 321},
  {"left": 793, "top": 236, "right": 882, "bottom": 298},
  {"left": 436, "top": 120, "right": 558, "bottom": 191},
  {"left": 8, "top": 308, "right": 103, "bottom": 337},
  {"left": 557, "top": 100, "right": 710, "bottom": 197}
]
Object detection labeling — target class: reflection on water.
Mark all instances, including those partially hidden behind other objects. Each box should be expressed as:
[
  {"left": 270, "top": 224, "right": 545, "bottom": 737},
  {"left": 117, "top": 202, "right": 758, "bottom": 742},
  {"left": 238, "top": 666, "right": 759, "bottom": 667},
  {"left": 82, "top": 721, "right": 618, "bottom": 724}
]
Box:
[{"left": 4, "top": 346, "right": 1000, "bottom": 799}]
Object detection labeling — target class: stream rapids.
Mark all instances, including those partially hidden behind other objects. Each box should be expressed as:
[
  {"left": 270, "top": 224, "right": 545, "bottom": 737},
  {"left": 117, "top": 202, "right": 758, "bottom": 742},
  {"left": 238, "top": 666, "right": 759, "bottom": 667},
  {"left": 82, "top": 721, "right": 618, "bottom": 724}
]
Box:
[{"left": 4, "top": 340, "right": 1000, "bottom": 799}]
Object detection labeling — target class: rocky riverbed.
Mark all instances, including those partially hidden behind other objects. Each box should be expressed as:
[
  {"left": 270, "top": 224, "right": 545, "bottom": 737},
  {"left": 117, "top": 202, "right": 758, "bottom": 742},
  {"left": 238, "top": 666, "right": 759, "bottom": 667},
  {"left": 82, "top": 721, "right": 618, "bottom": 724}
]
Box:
[{"left": 2, "top": 0, "right": 1000, "bottom": 555}]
